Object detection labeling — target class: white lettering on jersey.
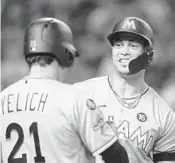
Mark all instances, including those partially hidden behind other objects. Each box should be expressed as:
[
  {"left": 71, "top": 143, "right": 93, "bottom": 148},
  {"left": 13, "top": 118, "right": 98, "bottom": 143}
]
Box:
[
  {"left": 118, "top": 120, "right": 129, "bottom": 138},
  {"left": 130, "top": 126, "right": 150, "bottom": 151},
  {"left": 108, "top": 119, "right": 154, "bottom": 153},
  {"left": 122, "top": 19, "right": 136, "bottom": 30}
]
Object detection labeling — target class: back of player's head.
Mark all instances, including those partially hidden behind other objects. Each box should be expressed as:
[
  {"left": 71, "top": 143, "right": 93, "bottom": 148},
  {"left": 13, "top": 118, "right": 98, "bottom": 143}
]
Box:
[
  {"left": 25, "top": 53, "right": 59, "bottom": 67},
  {"left": 24, "top": 17, "right": 79, "bottom": 68}
]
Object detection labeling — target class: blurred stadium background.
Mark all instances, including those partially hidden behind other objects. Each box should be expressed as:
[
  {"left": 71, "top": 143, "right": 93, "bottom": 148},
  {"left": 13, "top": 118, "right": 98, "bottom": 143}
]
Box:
[{"left": 1, "top": 0, "right": 175, "bottom": 111}]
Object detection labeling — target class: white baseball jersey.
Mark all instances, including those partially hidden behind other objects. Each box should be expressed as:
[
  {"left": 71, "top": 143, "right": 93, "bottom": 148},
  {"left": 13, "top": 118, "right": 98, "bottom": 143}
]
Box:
[
  {"left": 0, "top": 76, "right": 117, "bottom": 163},
  {"left": 74, "top": 76, "right": 175, "bottom": 163}
]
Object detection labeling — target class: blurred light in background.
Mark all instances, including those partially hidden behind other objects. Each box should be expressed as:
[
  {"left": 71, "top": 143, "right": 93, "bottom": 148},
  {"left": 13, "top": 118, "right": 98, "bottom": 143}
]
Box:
[{"left": 1, "top": 0, "right": 175, "bottom": 111}]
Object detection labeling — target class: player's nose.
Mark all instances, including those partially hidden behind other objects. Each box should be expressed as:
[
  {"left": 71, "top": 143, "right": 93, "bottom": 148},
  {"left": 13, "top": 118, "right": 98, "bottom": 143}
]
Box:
[{"left": 120, "top": 46, "right": 130, "bottom": 56}]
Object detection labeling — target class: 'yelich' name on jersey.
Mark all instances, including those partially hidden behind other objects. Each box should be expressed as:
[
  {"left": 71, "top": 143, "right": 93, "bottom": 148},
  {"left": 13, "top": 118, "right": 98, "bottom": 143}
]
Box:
[{"left": 1, "top": 92, "right": 48, "bottom": 114}]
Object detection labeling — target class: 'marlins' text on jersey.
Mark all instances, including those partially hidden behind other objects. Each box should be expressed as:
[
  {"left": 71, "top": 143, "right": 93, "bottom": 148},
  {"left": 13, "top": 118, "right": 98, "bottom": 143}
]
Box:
[
  {"left": 108, "top": 118, "right": 155, "bottom": 154},
  {"left": 118, "top": 120, "right": 154, "bottom": 153},
  {"left": 1, "top": 92, "right": 48, "bottom": 114}
]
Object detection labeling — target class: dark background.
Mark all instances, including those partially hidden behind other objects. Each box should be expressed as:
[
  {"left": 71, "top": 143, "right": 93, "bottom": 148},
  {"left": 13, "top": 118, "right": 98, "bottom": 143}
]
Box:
[{"left": 1, "top": 0, "right": 175, "bottom": 111}]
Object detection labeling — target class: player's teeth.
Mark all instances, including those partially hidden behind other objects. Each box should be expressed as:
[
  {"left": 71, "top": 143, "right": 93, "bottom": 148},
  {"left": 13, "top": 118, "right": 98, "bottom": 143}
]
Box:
[{"left": 120, "top": 59, "right": 128, "bottom": 63}]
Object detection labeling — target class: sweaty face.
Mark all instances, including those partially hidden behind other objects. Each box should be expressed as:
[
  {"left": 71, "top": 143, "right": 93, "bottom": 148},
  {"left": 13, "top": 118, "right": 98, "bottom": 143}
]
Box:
[{"left": 112, "top": 34, "right": 145, "bottom": 75}]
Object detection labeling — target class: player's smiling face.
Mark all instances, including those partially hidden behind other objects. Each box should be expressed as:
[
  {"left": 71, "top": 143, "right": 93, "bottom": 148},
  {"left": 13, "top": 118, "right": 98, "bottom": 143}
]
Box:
[{"left": 112, "top": 33, "right": 145, "bottom": 75}]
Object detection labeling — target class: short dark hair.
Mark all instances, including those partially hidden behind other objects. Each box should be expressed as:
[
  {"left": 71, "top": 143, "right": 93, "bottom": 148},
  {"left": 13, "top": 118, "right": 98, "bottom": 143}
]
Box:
[{"left": 25, "top": 53, "right": 60, "bottom": 67}]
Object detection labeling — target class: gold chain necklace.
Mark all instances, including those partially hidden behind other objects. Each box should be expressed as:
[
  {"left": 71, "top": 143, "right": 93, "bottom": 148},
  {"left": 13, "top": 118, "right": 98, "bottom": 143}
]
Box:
[{"left": 108, "top": 76, "right": 149, "bottom": 109}]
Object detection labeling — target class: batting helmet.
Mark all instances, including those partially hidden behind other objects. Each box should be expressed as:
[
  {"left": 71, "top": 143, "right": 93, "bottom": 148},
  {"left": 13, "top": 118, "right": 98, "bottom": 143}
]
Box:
[
  {"left": 107, "top": 17, "right": 155, "bottom": 74},
  {"left": 108, "top": 17, "right": 154, "bottom": 51},
  {"left": 24, "top": 17, "right": 79, "bottom": 67}
]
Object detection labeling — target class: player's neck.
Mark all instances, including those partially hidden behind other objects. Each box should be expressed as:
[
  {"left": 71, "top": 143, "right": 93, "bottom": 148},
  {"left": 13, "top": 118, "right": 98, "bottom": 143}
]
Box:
[
  {"left": 110, "top": 71, "right": 147, "bottom": 98},
  {"left": 28, "top": 64, "right": 58, "bottom": 80}
]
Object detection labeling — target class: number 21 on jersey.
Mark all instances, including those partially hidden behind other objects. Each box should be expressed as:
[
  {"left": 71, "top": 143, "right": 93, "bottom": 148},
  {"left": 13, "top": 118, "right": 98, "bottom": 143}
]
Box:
[{"left": 6, "top": 122, "right": 45, "bottom": 163}]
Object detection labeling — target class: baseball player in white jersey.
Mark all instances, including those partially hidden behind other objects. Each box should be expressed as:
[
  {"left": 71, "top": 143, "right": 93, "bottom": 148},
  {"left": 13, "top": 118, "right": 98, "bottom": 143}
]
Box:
[
  {"left": 74, "top": 17, "right": 175, "bottom": 163},
  {"left": 0, "top": 17, "right": 129, "bottom": 163}
]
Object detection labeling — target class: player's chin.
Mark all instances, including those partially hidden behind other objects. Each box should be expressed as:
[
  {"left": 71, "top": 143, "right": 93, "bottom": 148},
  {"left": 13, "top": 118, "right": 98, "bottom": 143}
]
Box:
[
  {"left": 118, "top": 67, "right": 130, "bottom": 75},
  {"left": 119, "top": 71, "right": 130, "bottom": 76}
]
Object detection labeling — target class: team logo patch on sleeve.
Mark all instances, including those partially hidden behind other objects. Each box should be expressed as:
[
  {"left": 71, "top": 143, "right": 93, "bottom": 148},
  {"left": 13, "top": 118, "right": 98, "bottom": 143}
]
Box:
[
  {"left": 137, "top": 112, "right": 147, "bottom": 122},
  {"left": 86, "top": 99, "right": 96, "bottom": 110},
  {"left": 86, "top": 99, "right": 117, "bottom": 135}
]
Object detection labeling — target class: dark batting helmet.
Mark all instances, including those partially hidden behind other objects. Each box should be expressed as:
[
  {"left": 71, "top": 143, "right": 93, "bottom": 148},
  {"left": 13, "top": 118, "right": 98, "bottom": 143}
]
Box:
[
  {"left": 107, "top": 17, "right": 155, "bottom": 74},
  {"left": 107, "top": 17, "right": 154, "bottom": 52},
  {"left": 24, "top": 17, "right": 79, "bottom": 67}
]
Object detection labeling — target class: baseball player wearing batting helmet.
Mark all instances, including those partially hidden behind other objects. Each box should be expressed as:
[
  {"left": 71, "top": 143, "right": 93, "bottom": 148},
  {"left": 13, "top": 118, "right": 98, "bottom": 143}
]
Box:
[
  {"left": 74, "top": 17, "right": 175, "bottom": 163},
  {"left": 0, "top": 17, "right": 129, "bottom": 163}
]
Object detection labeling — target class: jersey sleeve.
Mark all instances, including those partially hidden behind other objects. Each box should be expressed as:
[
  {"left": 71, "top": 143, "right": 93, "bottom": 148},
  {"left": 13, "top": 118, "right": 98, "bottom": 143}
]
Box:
[
  {"left": 70, "top": 91, "right": 118, "bottom": 157},
  {"left": 153, "top": 102, "right": 175, "bottom": 162}
]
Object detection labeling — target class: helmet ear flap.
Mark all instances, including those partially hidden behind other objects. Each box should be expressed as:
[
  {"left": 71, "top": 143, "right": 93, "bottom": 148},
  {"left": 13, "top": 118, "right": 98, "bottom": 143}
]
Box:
[{"left": 64, "top": 49, "right": 74, "bottom": 67}]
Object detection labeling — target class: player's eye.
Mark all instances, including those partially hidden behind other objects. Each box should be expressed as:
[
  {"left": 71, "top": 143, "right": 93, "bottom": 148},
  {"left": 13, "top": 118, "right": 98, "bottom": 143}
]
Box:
[
  {"left": 130, "top": 43, "right": 139, "bottom": 49},
  {"left": 114, "top": 42, "right": 123, "bottom": 48}
]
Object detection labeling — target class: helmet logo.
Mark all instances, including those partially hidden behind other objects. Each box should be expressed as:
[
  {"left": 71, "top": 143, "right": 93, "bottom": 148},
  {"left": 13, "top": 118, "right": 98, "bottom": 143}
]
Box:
[
  {"left": 122, "top": 19, "right": 136, "bottom": 30},
  {"left": 30, "top": 40, "right": 37, "bottom": 52}
]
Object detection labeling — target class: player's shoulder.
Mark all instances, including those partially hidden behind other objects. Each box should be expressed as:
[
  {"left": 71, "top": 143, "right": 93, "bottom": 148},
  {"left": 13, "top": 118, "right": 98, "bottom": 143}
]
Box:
[
  {"left": 148, "top": 87, "right": 173, "bottom": 112},
  {"left": 57, "top": 82, "right": 83, "bottom": 97},
  {"left": 73, "top": 76, "right": 108, "bottom": 90},
  {"left": 73, "top": 76, "right": 109, "bottom": 105},
  {"left": 0, "top": 80, "right": 21, "bottom": 97},
  {"left": 55, "top": 82, "right": 93, "bottom": 115},
  {"left": 51, "top": 80, "right": 90, "bottom": 103},
  {"left": 149, "top": 87, "right": 168, "bottom": 104}
]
